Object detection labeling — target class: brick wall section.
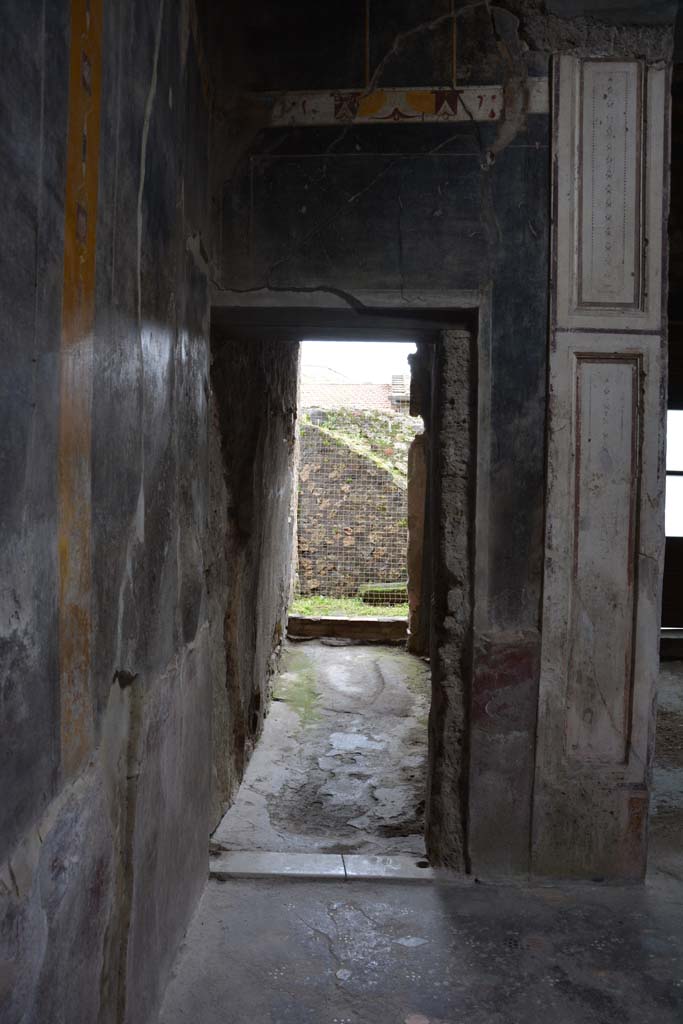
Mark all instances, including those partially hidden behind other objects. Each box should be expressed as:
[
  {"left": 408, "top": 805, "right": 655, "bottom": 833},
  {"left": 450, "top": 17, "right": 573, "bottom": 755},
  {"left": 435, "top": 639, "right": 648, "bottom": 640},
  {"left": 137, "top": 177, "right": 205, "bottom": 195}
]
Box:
[{"left": 297, "top": 423, "right": 408, "bottom": 598}]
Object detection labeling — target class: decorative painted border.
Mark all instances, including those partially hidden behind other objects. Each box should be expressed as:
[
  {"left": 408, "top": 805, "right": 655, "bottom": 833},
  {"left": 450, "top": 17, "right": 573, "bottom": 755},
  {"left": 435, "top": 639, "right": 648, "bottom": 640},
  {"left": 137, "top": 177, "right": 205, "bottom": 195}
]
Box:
[{"left": 266, "top": 79, "right": 549, "bottom": 126}]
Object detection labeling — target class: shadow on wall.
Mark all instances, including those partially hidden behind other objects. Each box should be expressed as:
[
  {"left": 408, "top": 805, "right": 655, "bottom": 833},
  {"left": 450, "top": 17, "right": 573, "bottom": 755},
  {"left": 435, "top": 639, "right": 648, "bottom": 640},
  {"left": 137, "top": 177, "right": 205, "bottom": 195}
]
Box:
[{"left": 207, "top": 335, "right": 299, "bottom": 828}]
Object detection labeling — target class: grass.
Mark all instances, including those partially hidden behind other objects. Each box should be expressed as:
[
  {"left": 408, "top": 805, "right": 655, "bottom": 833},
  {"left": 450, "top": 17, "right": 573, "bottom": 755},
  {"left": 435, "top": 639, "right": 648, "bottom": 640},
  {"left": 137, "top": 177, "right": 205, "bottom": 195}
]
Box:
[
  {"left": 310, "top": 423, "right": 408, "bottom": 488},
  {"left": 305, "top": 409, "right": 419, "bottom": 485},
  {"left": 289, "top": 595, "right": 409, "bottom": 619}
]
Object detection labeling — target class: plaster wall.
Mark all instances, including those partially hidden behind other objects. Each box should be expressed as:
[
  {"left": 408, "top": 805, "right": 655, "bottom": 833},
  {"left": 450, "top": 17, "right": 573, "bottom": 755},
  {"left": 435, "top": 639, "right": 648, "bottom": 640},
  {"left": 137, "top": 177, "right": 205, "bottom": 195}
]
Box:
[
  {"left": 406, "top": 432, "right": 428, "bottom": 653},
  {"left": 533, "top": 55, "right": 670, "bottom": 878},
  {"left": 207, "top": 337, "right": 298, "bottom": 827},
  {"left": 0, "top": 2, "right": 212, "bottom": 1022},
  {"left": 426, "top": 330, "right": 475, "bottom": 869}
]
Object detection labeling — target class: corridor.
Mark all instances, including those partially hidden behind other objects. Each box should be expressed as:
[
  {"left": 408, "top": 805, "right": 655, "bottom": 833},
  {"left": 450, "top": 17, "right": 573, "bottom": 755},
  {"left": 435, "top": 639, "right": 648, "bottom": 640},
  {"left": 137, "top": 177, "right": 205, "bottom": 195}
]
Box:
[{"left": 212, "top": 641, "right": 430, "bottom": 857}]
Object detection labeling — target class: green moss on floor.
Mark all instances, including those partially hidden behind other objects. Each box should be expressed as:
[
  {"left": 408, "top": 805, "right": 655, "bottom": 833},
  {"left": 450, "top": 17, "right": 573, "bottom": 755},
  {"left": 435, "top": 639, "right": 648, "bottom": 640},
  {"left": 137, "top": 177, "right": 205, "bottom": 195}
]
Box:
[
  {"left": 382, "top": 649, "right": 431, "bottom": 697},
  {"left": 273, "top": 649, "right": 321, "bottom": 725},
  {"left": 290, "top": 595, "right": 409, "bottom": 619}
]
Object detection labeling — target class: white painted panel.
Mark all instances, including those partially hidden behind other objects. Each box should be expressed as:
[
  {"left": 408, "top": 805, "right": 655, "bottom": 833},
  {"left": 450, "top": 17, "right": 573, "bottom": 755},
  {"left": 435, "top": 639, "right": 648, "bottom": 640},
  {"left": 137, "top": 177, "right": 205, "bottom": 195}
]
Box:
[
  {"left": 579, "top": 64, "right": 641, "bottom": 307},
  {"left": 533, "top": 332, "right": 664, "bottom": 877},
  {"left": 537, "top": 54, "right": 669, "bottom": 878},
  {"left": 565, "top": 355, "right": 639, "bottom": 763},
  {"left": 554, "top": 57, "right": 667, "bottom": 332}
]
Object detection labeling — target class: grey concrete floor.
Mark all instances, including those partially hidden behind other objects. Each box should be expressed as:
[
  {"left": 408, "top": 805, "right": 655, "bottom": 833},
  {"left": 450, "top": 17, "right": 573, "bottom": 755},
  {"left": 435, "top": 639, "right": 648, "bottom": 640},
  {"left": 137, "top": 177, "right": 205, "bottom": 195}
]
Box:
[
  {"left": 158, "top": 660, "right": 683, "bottom": 1024},
  {"left": 213, "top": 640, "right": 430, "bottom": 856},
  {"left": 158, "top": 875, "right": 683, "bottom": 1024}
]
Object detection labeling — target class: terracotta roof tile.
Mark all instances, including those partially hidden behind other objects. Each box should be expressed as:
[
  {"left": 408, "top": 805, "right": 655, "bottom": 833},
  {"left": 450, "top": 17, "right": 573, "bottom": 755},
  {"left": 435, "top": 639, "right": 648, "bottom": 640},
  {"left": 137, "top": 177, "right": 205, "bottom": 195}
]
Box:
[{"left": 300, "top": 382, "right": 394, "bottom": 411}]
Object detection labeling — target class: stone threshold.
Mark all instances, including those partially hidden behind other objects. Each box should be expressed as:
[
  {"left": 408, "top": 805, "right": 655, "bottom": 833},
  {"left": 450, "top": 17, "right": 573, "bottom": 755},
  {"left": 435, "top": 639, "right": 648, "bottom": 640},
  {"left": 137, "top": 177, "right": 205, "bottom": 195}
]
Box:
[
  {"left": 286, "top": 615, "right": 407, "bottom": 642},
  {"left": 210, "top": 852, "right": 455, "bottom": 883},
  {"left": 660, "top": 627, "right": 683, "bottom": 659}
]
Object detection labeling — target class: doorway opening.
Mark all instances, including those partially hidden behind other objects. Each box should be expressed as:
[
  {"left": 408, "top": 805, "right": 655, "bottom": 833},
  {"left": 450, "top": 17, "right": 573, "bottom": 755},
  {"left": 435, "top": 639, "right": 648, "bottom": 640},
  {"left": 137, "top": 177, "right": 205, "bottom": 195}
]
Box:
[
  {"left": 207, "top": 314, "right": 476, "bottom": 868},
  {"left": 291, "top": 340, "right": 423, "bottom": 630},
  {"left": 214, "top": 338, "right": 431, "bottom": 857}
]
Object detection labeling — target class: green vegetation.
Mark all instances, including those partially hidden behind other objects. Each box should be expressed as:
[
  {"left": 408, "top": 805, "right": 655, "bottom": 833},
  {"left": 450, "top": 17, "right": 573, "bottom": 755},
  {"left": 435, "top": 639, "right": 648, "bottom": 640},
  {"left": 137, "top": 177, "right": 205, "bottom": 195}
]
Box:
[
  {"left": 301, "top": 409, "right": 420, "bottom": 486},
  {"left": 289, "top": 595, "right": 409, "bottom": 619},
  {"left": 358, "top": 581, "right": 408, "bottom": 605},
  {"left": 381, "top": 649, "right": 431, "bottom": 697}
]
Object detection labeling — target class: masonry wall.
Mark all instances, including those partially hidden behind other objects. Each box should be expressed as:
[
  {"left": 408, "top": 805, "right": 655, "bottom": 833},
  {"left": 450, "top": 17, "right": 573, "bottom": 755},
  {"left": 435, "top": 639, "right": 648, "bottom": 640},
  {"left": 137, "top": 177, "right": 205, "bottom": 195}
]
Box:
[
  {"left": 207, "top": 337, "right": 298, "bottom": 826},
  {"left": 422, "top": 330, "right": 475, "bottom": 869},
  {"left": 297, "top": 423, "right": 408, "bottom": 599},
  {"left": 0, "top": 4, "right": 212, "bottom": 1023}
]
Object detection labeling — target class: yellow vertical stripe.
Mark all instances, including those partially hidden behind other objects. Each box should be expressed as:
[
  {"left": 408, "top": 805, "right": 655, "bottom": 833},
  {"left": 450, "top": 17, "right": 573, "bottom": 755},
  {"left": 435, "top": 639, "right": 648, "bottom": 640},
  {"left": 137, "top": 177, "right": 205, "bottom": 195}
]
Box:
[
  {"left": 364, "top": 0, "right": 370, "bottom": 87},
  {"left": 58, "top": 0, "right": 103, "bottom": 779},
  {"left": 451, "top": 3, "right": 457, "bottom": 87}
]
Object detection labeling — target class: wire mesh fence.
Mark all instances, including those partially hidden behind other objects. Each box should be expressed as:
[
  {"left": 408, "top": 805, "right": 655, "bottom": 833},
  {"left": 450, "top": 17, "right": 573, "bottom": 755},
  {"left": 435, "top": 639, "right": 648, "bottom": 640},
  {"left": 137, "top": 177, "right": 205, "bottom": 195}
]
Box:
[{"left": 293, "top": 406, "right": 421, "bottom": 617}]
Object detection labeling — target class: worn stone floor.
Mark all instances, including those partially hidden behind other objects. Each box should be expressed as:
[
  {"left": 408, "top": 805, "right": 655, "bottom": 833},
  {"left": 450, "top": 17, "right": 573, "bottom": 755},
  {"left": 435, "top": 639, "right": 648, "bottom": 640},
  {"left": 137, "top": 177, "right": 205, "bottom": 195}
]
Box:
[
  {"left": 650, "top": 660, "right": 683, "bottom": 882},
  {"left": 213, "top": 640, "right": 430, "bottom": 856},
  {"left": 157, "top": 659, "right": 683, "bottom": 1024},
  {"left": 158, "top": 875, "right": 683, "bottom": 1024}
]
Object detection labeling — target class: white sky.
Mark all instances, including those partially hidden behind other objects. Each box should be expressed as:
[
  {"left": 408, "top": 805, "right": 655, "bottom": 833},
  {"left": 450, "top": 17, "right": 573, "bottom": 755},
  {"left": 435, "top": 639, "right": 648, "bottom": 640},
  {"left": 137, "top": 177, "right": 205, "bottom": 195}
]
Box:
[
  {"left": 300, "top": 339, "right": 416, "bottom": 384},
  {"left": 666, "top": 410, "right": 683, "bottom": 537}
]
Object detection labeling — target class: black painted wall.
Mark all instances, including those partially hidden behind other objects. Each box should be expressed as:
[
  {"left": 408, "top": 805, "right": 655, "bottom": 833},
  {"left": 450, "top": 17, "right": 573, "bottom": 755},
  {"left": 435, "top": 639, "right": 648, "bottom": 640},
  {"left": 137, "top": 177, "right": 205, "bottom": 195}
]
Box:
[
  {"left": 208, "top": 335, "right": 298, "bottom": 826},
  {"left": 0, "top": 0, "right": 68, "bottom": 872},
  {"left": 0, "top": 3, "right": 212, "bottom": 1023}
]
